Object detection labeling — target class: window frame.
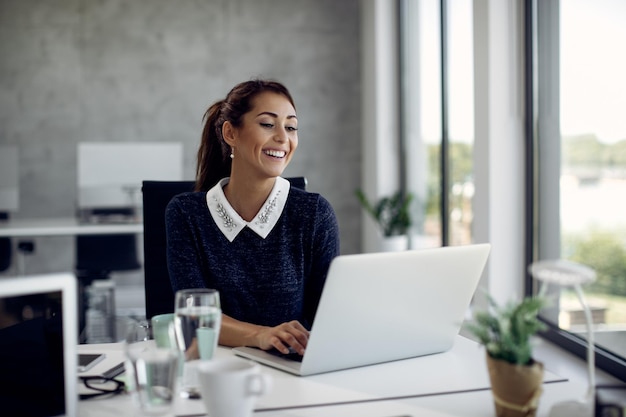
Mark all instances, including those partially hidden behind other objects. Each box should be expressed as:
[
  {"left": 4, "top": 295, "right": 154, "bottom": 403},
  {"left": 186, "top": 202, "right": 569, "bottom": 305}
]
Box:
[{"left": 524, "top": 0, "right": 626, "bottom": 382}]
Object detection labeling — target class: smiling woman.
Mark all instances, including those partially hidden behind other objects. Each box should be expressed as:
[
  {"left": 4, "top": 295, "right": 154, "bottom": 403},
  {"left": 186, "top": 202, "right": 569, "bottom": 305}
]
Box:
[{"left": 165, "top": 79, "right": 340, "bottom": 358}]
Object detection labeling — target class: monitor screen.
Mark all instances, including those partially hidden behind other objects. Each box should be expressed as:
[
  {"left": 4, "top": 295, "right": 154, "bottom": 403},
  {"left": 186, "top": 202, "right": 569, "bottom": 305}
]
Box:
[{"left": 0, "top": 274, "right": 77, "bottom": 417}]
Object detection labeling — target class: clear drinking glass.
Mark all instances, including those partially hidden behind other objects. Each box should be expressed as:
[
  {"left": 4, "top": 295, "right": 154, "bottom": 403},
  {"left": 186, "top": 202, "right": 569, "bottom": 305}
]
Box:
[
  {"left": 174, "top": 288, "right": 222, "bottom": 398},
  {"left": 124, "top": 320, "right": 179, "bottom": 415}
]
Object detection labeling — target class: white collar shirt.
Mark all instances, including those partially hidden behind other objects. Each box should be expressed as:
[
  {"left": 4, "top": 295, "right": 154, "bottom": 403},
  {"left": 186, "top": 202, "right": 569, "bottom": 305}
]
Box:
[{"left": 206, "top": 177, "right": 290, "bottom": 242}]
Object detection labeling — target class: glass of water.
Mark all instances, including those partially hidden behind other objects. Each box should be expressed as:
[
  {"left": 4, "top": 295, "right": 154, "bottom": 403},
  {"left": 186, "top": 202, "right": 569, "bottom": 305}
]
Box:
[
  {"left": 174, "top": 288, "right": 221, "bottom": 398},
  {"left": 124, "top": 320, "right": 179, "bottom": 415}
]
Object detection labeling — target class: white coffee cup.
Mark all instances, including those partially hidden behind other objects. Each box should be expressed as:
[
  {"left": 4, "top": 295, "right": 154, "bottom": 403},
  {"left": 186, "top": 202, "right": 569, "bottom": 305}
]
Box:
[{"left": 197, "top": 358, "right": 271, "bottom": 417}]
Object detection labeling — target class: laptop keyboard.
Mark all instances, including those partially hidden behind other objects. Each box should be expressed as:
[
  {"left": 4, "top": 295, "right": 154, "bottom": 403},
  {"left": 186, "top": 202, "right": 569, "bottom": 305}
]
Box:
[{"left": 267, "top": 348, "right": 304, "bottom": 362}]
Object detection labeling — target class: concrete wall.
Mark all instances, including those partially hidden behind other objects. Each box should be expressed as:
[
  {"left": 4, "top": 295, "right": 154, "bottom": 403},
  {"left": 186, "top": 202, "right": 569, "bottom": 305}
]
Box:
[{"left": 0, "top": 0, "right": 362, "bottom": 276}]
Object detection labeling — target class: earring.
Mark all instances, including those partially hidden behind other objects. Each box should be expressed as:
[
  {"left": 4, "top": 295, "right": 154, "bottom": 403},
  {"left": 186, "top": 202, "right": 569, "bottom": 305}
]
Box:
[{"left": 229, "top": 149, "right": 234, "bottom": 159}]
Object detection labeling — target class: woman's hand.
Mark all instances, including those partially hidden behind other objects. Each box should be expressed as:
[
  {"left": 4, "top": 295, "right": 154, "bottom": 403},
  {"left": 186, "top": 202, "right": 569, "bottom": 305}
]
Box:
[
  {"left": 219, "top": 315, "right": 309, "bottom": 355},
  {"left": 255, "top": 320, "right": 310, "bottom": 355}
]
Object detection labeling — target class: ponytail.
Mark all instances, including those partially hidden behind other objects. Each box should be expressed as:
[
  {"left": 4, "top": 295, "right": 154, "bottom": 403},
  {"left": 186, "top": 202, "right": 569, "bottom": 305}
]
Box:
[{"left": 195, "top": 100, "right": 231, "bottom": 191}]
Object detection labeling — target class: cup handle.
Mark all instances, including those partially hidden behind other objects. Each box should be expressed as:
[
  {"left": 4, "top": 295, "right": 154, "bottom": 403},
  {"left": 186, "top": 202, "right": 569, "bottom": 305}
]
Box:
[{"left": 246, "top": 373, "right": 272, "bottom": 397}]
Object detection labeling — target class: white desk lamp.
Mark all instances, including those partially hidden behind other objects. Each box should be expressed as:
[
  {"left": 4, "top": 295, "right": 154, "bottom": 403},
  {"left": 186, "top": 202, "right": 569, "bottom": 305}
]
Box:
[{"left": 529, "top": 259, "right": 596, "bottom": 417}]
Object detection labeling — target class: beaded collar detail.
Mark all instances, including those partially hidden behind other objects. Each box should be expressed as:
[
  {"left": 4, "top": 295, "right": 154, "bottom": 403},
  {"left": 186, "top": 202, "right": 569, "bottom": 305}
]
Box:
[{"left": 206, "top": 177, "right": 290, "bottom": 242}]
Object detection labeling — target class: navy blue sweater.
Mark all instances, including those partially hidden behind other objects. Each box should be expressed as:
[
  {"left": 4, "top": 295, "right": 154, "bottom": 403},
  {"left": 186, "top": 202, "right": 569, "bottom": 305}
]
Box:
[{"left": 165, "top": 186, "right": 340, "bottom": 328}]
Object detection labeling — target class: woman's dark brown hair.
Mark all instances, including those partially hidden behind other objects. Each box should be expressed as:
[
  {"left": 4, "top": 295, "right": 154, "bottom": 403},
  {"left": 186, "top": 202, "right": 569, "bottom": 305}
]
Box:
[{"left": 195, "top": 79, "right": 296, "bottom": 191}]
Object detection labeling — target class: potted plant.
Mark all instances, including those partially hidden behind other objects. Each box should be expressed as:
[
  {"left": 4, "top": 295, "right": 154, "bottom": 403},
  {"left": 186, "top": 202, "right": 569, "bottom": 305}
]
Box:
[
  {"left": 354, "top": 189, "right": 413, "bottom": 251},
  {"left": 465, "top": 295, "right": 547, "bottom": 417}
]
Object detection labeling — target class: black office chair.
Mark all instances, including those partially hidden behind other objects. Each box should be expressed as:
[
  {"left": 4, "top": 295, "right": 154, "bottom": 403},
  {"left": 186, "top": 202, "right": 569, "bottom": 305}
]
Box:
[
  {"left": 142, "top": 177, "right": 307, "bottom": 320},
  {"left": 142, "top": 180, "right": 195, "bottom": 320}
]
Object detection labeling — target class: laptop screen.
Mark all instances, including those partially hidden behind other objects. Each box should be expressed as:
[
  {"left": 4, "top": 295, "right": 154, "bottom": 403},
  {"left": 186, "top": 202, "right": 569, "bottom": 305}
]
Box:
[{"left": 0, "top": 274, "right": 77, "bottom": 417}]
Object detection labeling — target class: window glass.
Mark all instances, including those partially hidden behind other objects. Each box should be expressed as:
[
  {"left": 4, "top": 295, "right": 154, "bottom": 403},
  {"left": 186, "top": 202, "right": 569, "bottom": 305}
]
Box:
[
  {"left": 403, "top": 0, "right": 442, "bottom": 248},
  {"left": 447, "top": 0, "right": 474, "bottom": 246},
  {"left": 558, "top": 0, "right": 626, "bottom": 359},
  {"left": 402, "top": 0, "right": 474, "bottom": 248},
  {"left": 536, "top": 0, "right": 626, "bottom": 372}
]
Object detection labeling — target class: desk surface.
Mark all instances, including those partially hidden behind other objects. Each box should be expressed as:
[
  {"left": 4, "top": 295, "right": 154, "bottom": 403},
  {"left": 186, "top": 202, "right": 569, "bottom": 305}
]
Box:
[
  {"left": 77, "top": 335, "right": 576, "bottom": 417},
  {"left": 0, "top": 217, "right": 143, "bottom": 237}
]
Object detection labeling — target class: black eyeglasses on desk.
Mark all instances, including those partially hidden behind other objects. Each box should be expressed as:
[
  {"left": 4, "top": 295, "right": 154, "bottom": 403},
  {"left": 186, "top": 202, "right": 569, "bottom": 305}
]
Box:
[{"left": 79, "top": 376, "right": 126, "bottom": 400}]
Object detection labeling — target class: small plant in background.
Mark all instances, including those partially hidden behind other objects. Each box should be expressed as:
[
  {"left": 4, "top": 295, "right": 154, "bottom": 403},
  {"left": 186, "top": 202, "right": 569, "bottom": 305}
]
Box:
[
  {"left": 465, "top": 294, "right": 548, "bottom": 366},
  {"left": 354, "top": 189, "right": 413, "bottom": 237},
  {"left": 466, "top": 294, "right": 549, "bottom": 417}
]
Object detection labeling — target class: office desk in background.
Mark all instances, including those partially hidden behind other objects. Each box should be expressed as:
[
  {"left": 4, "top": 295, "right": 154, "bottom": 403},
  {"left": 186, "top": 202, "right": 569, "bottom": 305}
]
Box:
[
  {"left": 0, "top": 217, "right": 144, "bottom": 289},
  {"left": 0, "top": 217, "right": 143, "bottom": 238},
  {"left": 78, "top": 336, "right": 581, "bottom": 417}
]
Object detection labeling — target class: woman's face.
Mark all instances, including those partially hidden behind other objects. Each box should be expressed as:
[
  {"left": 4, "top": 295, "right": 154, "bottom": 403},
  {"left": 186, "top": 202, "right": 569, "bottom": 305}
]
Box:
[{"left": 225, "top": 91, "right": 298, "bottom": 181}]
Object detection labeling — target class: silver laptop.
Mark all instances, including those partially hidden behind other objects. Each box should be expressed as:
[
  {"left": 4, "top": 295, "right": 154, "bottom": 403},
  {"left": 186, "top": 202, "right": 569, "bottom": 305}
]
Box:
[
  {"left": 233, "top": 243, "right": 491, "bottom": 376},
  {"left": 0, "top": 273, "right": 78, "bottom": 416}
]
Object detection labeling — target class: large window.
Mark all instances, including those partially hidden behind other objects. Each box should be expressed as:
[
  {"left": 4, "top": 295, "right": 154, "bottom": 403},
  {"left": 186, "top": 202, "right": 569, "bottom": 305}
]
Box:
[
  {"left": 400, "top": 0, "right": 625, "bottom": 380},
  {"left": 401, "top": 0, "right": 475, "bottom": 248},
  {"left": 531, "top": 0, "right": 626, "bottom": 380}
]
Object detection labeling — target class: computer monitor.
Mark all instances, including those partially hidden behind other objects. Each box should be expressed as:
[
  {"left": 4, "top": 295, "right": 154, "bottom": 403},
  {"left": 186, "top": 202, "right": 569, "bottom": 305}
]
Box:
[
  {"left": 77, "top": 142, "right": 183, "bottom": 210},
  {"left": 0, "top": 273, "right": 78, "bottom": 416}
]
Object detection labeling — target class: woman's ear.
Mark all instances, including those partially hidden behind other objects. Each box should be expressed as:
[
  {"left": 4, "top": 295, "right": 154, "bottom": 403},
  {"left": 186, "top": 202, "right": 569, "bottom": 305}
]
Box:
[{"left": 222, "top": 121, "right": 236, "bottom": 147}]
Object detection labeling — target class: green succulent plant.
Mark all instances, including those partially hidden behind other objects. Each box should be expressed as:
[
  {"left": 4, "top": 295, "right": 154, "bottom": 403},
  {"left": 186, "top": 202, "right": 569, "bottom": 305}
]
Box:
[
  {"left": 465, "top": 295, "right": 548, "bottom": 366},
  {"left": 355, "top": 189, "right": 413, "bottom": 237}
]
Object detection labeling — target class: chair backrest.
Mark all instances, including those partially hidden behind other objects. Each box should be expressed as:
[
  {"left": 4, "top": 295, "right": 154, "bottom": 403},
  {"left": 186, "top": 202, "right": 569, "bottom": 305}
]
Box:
[
  {"left": 142, "top": 177, "right": 307, "bottom": 319},
  {"left": 142, "top": 180, "right": 195, "bottom": 320}
]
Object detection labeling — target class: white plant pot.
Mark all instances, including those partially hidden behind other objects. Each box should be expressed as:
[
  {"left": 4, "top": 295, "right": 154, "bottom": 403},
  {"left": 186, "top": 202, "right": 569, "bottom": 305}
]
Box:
[
  {"left": 379, "top": 235, "right": 409, "bottom": 252},
  {"left": 409, "top": 234, "right": 439, "bottom": 250}
]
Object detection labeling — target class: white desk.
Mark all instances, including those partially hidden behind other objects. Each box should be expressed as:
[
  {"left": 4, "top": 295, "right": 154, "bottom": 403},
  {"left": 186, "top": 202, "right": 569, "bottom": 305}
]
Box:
[
  {"left": 77, "top": 336, "right": 577, "bottom": 417},
  {"left": 0, "top": 217, "right": 143, "bottom": 237}
]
